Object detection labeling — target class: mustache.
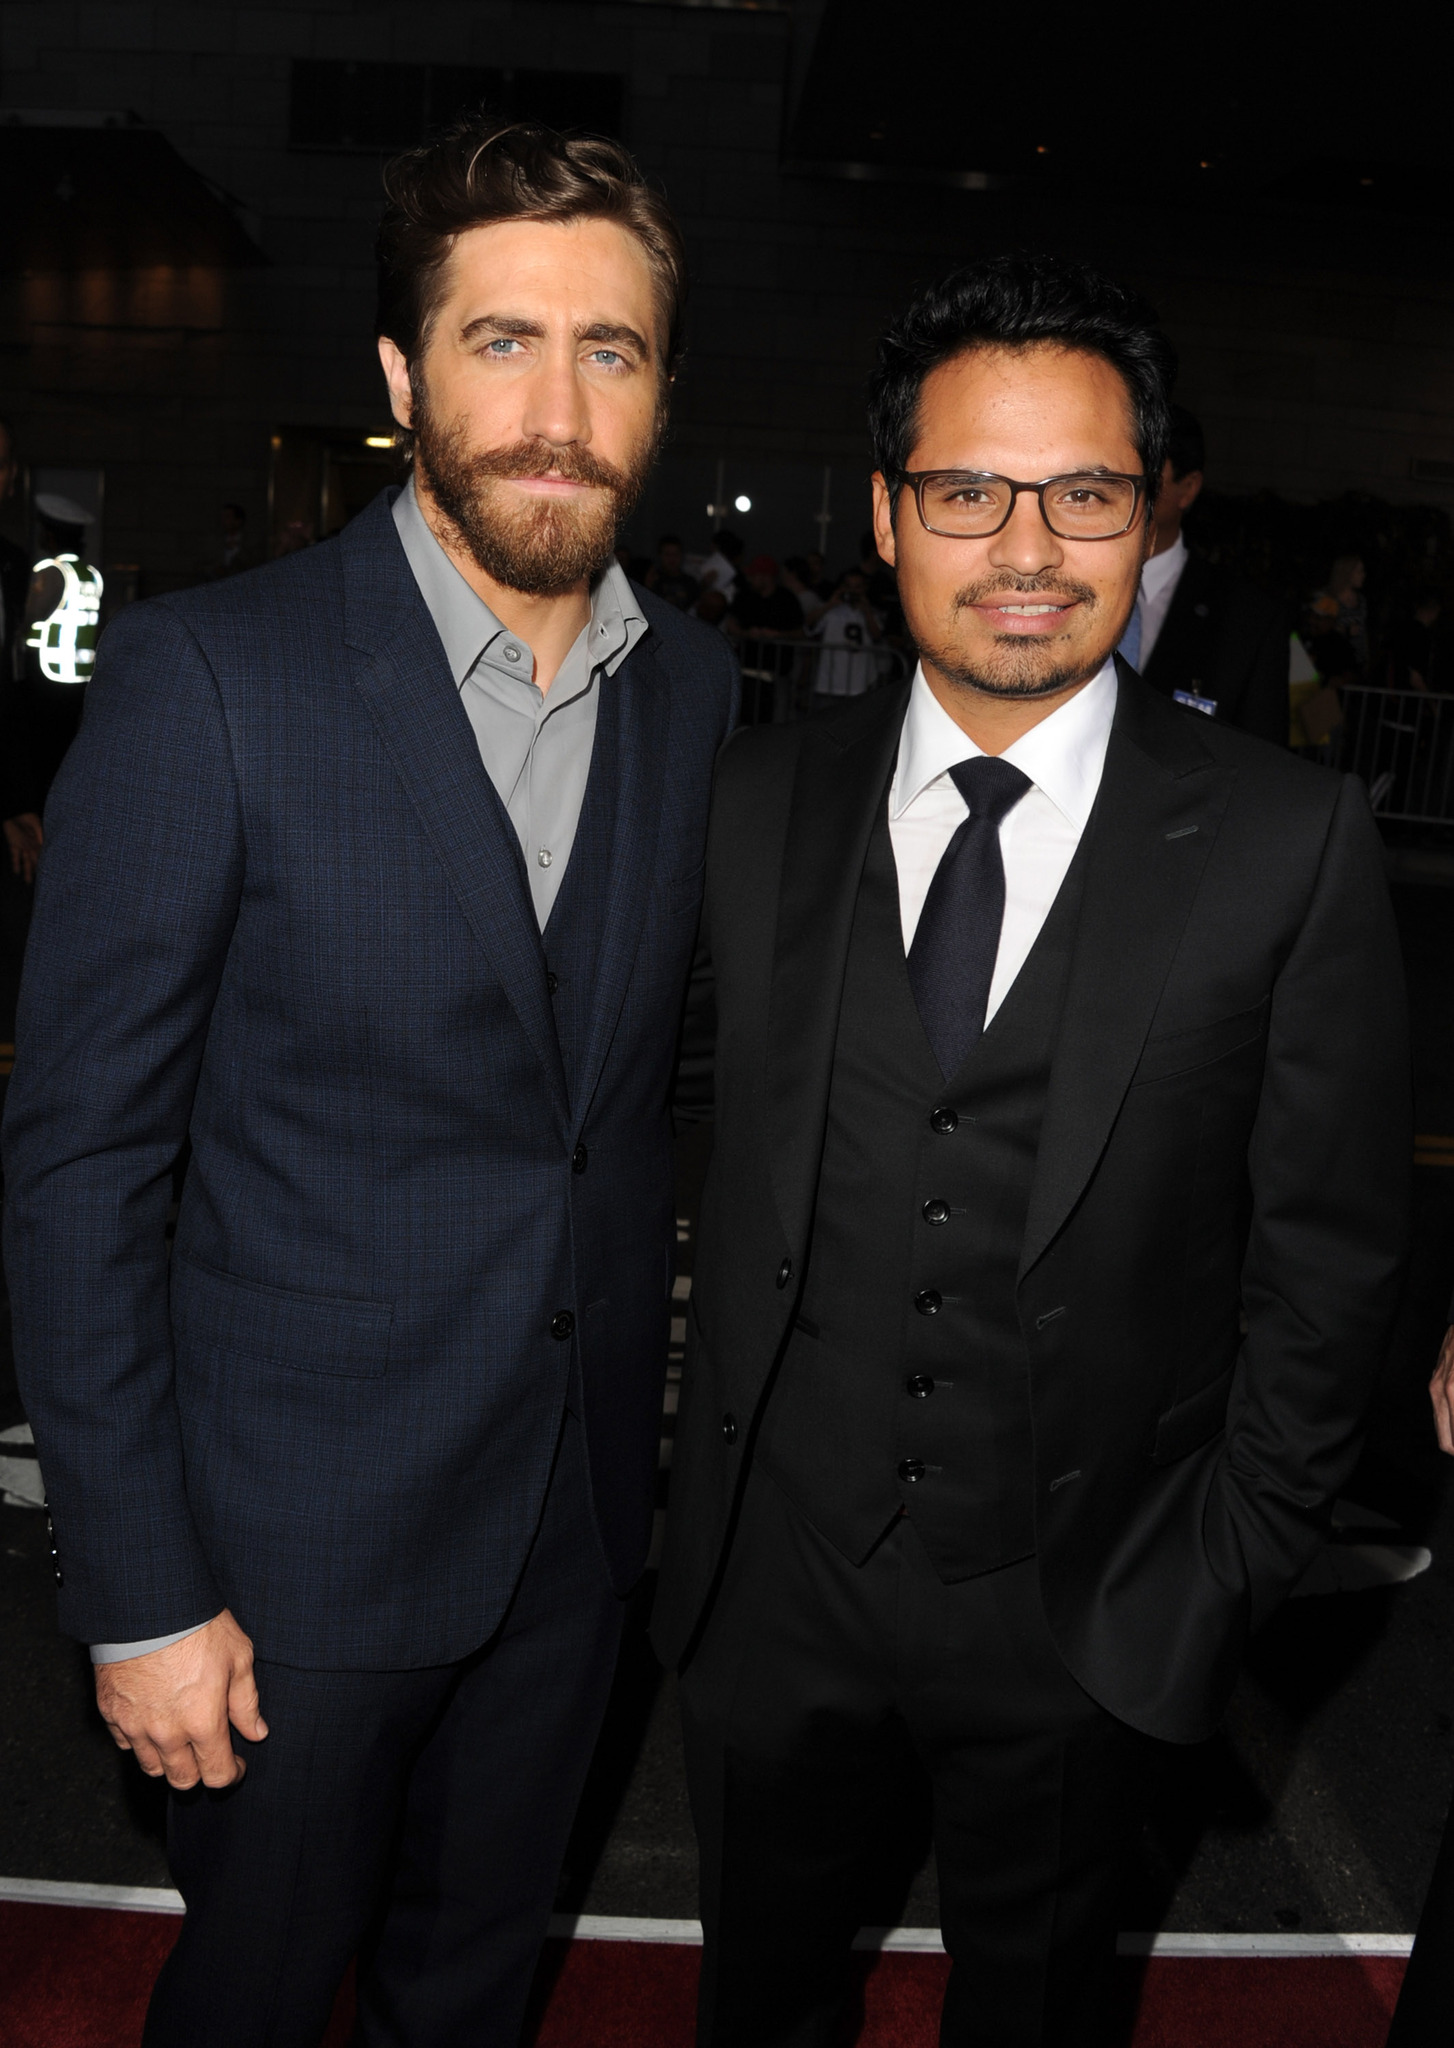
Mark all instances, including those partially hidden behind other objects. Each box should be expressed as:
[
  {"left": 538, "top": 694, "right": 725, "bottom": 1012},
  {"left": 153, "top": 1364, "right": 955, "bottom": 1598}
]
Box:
[
  {"left": 456, "top": 437, "right": 635, "bottom": 495},
  {"left": 953, "top": 573, "right": 1099, "bottom": 611}
]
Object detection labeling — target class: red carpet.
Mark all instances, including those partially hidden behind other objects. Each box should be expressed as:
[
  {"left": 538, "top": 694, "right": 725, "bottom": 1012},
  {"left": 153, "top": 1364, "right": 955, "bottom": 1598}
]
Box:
[{"left": 0, "top": 1901, "right": 1407, "bottom": 2046}]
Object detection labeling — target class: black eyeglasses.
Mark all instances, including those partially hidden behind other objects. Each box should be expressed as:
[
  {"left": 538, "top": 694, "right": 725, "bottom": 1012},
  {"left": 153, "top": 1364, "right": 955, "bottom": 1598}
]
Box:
[{"left": 898, "top": 470, "right": 1147, "bottom": 541}]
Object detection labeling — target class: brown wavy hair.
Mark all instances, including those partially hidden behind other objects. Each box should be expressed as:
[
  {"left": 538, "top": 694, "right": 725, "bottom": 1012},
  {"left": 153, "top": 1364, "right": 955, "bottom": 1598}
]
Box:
[{"left": 376, "top": 116, "right": 687, "bottom": 381}]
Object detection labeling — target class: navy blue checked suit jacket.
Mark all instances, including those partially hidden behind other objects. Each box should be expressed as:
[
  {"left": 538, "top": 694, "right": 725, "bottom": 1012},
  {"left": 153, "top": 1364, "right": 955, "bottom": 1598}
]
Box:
[{"left": 2, "top": 489, "right": 737, "bottom": 1667}]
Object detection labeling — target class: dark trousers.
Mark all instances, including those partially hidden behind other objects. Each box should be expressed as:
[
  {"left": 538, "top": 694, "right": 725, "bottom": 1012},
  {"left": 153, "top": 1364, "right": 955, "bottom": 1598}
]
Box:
[
  {"left": 679, "top": 1466, "right": 1156, "bottom": 2048},
  {"left": 143, "top": 1407, "right": 623, "bottom": 2048},
  {"left": 1387, "top": 1794, "right": 1454, "bottom": 2045}
]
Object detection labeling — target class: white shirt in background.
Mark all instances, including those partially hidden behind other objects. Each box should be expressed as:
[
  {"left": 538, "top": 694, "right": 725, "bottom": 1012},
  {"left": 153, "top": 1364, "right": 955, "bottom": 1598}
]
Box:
[{"left": 887, "top": 659, "right": 1117, "bottom": 1025}]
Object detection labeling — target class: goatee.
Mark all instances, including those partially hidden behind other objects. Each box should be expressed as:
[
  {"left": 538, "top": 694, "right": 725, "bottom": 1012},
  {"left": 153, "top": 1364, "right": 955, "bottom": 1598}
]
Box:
[
  {"left": 410, "top": 377, "right": 660, "bottom": 598},
  {"left": 918, "top": 572, "right": 1110, "bottom": 700}
]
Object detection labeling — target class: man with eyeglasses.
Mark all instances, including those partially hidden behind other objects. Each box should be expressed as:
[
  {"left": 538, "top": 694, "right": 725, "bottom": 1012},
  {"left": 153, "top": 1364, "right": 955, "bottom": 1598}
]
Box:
[{"left": 653, "top": 255, "right": 1408, "bottom": 2046}]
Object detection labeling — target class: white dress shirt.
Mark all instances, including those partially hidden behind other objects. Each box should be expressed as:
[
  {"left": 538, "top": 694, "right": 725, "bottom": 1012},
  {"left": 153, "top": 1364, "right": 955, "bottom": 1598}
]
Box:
[
  {"left": 1136, "top": 532, "right": 1188, "bottom": 671},
  {"left": 888, "top": 659, "right": 1117, "bottom": 1025}
]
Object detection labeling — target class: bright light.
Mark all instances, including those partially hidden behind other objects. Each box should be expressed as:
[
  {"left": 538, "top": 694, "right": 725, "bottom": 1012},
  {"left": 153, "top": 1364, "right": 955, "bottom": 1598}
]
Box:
[
  {"left": 364, "top": 435, "right": 394, "bottom": 449},
  {"left": 734, "top": 493, "right": 752, "bottom": 512}
]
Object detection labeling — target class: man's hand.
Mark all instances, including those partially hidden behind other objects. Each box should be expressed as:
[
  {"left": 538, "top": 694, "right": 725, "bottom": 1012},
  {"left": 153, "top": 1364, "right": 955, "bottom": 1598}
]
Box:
[
  {"left": 94, "top": 1608, "right": 267, "bottom": 1789},
  {"left": 4, "top": 813, "right": 43, "bottom": 883},
  {"left": 1429, "top": 1327, "right": 1454, "bottom": 1455}
]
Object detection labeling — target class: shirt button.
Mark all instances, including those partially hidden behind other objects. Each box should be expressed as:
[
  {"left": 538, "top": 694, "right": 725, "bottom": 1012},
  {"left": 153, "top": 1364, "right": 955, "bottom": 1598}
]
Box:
[
  {"left": 906, "top": 1374, "right": 935, "bottom": 1399},
  {"left": 550, "top": 1310, "right": 575, "bottom": 1341},
  {"left": 930, "top": 1105, "right": 958, "bottom": 1135},
  {"left": 922, "top": 1198, "right": 951, "bottom": 1226},
  {"left": 538, "top": 848, "right": 553, "bottom": 869},
  {"left": 572, "top": 1144, "right": 588, "bottom": 1175},
  {"left": 504, "top": 645, "right": 522, "bottom": 663},
  {"left": 722, "top": 1412, "right": 738, "bottom": 1445},
  {"left": 914, "top": 1289, "right": 942, "bottom": 1316},
  {"left": 776, "top": 1257, "right": 794, "bottom": 1289},
  {"left": 898, "top": 1457, "right": 926, "bottom": 1484}
]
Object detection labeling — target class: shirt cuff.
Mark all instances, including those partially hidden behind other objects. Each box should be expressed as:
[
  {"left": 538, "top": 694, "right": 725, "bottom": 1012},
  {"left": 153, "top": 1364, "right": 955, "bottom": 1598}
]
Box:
[{"left": 90, "top": 1618, "right": 219, "bottom": 1665}]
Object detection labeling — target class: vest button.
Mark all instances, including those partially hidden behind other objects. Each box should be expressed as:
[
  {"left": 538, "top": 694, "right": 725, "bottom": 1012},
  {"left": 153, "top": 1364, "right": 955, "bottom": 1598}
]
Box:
[
  {"left": 550, "top": 1310, "right": 575, "bottom": 1340},
  {"left": 776, "top": 1257, "right": 794, "bottom": 1289},
  {"left": 722, "top": 1412, "right": 738, "bottom": 1445},
  {"left": 922, "top": 1198, "right": 950, "bottom": 1226},
  {"left": 914, "top": 1289, "right": 942, "bottom": 1316},
  {"left": 929, "top": 1105, "right": 958, "bottom": 1134},
  {"left": 897, "top": 1457, "right": 926, "bottom": 1484},
  {"left": 906, "top": 1374, "right": 935, "bottom": 1399},
  {"left": 572, "top": 1144, "right": 588, "bottom": 1174}
]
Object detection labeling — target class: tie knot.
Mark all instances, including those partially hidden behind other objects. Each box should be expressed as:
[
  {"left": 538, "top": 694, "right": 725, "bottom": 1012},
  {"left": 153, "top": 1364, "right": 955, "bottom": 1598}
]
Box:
[{"left": 948, "top": 755, "right": 1032, "bottom": 827}]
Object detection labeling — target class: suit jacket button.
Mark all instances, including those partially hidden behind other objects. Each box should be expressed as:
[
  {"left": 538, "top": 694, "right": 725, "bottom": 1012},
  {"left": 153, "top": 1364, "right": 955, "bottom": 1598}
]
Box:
[
  {"left": 722, "top": 1413, "right": 738, "bottom": 1445},
  {"left": 776, "top": 1257, "right": 793, "bottom": 1289},
  {"left": 551, "top": 1310, "right": 575, "bottom": 1340},
  {"left": 897, "top": 1457, "right": 926, "bottom": 1484},
  {"left": 929, "top": 1105, "right": 957, "bottom": 1134},
  {"left": 906, "top": 1374, "right": 935, "bottom": 1398},
  {"left": 546, "top": 971, "right": 559, "bottom": 995},
  {"left": 914, "top": 1289, "right": 942, "bottom": 1316},
  {"left": 572, "top": 1144, "right": 588, "bottom": 1174},
  {"left": 922, "top": 1198, "right": 950, "bottom": 1226}
]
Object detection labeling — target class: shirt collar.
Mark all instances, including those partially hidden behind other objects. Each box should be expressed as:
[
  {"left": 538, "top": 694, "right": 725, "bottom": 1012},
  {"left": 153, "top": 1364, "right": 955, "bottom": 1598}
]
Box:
[
  {"left": 1140, "top": 530, "right": 1187, "bottom": 602},
  {"left": 890, "top": 656, "right": 1118, "bottom": 831},
  {"left": 392, "top": 476, "right": 647, "bottom": 688}
]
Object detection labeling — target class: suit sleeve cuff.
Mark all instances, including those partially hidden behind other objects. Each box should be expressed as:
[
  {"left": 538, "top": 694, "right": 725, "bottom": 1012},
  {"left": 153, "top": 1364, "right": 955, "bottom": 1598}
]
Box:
[{"left": 90, "top": 1617, "right": 219, "bottom": 1665}]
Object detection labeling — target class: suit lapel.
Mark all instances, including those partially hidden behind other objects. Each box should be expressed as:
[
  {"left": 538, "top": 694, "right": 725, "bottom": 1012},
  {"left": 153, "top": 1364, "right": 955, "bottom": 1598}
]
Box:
[
  {"left": 341, "top": 495, "right": 570, "bottom": 1129},
  {"left": 566, "top": 633, "right": 673, "bottom": 1130},
  {"left": 1019, "top": 666, "right": 1235, "bottom": 1280},
  {"left": 1142, "top": 552, "right": 1212, "bottom": 690},
  {"left": 766, "top": 686, "right": 908, "bottom": 1255}
]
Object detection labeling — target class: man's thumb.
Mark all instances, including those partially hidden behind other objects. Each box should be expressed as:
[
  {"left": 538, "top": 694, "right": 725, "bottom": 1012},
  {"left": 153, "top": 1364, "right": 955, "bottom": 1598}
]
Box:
[{"left": 229, "top": 1666, "right": 269, "bottom": 1742}]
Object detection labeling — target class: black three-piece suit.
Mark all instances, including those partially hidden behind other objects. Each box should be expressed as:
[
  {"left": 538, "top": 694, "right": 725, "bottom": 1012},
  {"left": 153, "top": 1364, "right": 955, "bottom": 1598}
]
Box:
[{"left": 654, "top": 664, "right": 1408, "bottom": 2045}]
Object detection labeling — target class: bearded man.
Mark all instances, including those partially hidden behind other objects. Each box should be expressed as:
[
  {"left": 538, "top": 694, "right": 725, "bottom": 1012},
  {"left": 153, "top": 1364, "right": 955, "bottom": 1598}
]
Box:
[
  {"left": 4, "top": 121, "right": 734, "bottom": 2046},
  {"left": 653, "top": 257, "right": 1408, "bottom": 2046}
]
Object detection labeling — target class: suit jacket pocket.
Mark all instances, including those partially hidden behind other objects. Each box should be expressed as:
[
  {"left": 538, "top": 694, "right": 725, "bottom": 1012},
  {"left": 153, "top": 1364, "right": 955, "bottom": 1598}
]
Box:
[
  {"left": 1131, "top": 1001, "right": 1268, "bottom": 1086},
  {"left": 171, "top": 1252, "right": 393, "bottom": 1378},
  {"left": 1152, "top": 1364, "right": 1234, "bottom": 1465}
]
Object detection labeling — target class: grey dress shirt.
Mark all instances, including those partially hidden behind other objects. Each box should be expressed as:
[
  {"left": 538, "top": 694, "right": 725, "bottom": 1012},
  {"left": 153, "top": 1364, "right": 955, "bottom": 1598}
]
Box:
[
  {"left": 392, "top": 477, "right": 646, "bottom": 927},
  {"left": 90, "top": 480, "right": 647, "bottom": 1664}
]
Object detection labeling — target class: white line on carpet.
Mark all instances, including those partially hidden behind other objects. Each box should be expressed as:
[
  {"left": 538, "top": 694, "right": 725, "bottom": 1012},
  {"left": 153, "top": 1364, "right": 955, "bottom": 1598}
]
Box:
[{"left": 0, "top": 1881, "right": 1415, "bottom": 1958}]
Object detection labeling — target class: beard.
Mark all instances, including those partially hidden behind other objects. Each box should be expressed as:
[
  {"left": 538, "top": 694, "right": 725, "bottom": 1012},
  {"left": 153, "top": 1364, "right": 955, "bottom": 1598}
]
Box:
[
  {"left": 410, "top": 376, "right": 661, "bottom": 598},
  {"left": 915, "top": 571, "right": 1112, "bottom": 700}
]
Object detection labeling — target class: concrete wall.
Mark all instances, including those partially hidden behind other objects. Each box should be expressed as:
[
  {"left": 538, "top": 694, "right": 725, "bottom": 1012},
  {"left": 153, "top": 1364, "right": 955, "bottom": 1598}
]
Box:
[{"left": 2, "top": 0, "right": 1452, "bottom": 588}]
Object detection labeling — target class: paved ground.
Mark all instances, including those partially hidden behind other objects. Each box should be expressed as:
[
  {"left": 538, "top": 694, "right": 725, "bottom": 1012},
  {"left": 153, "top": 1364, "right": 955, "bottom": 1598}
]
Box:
[{"left": 2, "top": 866, "right": 1452, "bottom": 1940}]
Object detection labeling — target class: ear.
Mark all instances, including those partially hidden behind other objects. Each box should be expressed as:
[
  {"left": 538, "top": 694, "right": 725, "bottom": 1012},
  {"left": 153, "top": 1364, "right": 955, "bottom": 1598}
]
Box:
[
  {"left": 378, "top": 337, "right": 415, "bottom": 431},
  {"left": 1179, "top": 469, "right": 1205, "bottom": 513},
  {"left": 870, "top": 472, "right": 898, "bottom": 568}
]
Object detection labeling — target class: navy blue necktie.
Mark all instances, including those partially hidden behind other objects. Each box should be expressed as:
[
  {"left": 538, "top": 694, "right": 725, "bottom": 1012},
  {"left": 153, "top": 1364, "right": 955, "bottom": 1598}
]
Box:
[{"left": 907, "top": 755, "right": 1032, "bottom": 1078}]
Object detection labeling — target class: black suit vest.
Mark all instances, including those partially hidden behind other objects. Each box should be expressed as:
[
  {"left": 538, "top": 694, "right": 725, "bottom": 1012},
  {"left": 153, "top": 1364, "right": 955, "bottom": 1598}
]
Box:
[{"left": 757, "top": 794, "right": 1086, "bottom": 1581}]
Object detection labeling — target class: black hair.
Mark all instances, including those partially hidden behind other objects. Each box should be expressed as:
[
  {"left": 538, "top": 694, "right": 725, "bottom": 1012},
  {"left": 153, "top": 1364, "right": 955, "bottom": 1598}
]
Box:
[
  {"left": 711, "top": 528, "right": 743, "bottom": 560},
  {"left": 1166, "top": 404, "right": 1205, "bottom": 481},
  {"left": 223, "top": 501, "right": 246, "bottom": 522},
  {"left": 867, "top": 254, "right": 1176, "bottom": 512},
  {"left": 656, "top": 532, "right": 682, "bottom": 549}
]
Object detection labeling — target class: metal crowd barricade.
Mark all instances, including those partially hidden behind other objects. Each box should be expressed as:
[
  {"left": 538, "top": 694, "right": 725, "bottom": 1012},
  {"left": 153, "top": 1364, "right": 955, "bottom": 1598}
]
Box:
[
  {"left": 1334, "top": 687, "right": 1454, "bottom": 823},
  {"left": 734, "top": 637, "right": 910, "bottom": 724}
]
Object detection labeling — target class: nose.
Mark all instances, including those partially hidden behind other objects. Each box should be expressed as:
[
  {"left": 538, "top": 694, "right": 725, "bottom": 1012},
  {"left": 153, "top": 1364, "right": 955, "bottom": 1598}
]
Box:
[
  {"left": 518, "top": 342, "right": 592, "bottom": 452},
  {"left": 985, "top": 487, "right": 1064, "bottom": 578}
]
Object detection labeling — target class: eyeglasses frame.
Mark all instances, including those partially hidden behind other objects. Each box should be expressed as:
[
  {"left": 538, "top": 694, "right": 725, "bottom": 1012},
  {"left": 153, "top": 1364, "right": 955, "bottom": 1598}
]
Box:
[{"left": 895, "top": 469, "right": 1149, "bottom": 542}]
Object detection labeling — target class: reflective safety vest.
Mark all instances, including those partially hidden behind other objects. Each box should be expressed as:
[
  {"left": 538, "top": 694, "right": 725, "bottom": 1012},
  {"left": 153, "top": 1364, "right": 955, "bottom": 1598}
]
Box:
[{"left": 26, "top": 554, "right": 103, "bottom": 685}]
